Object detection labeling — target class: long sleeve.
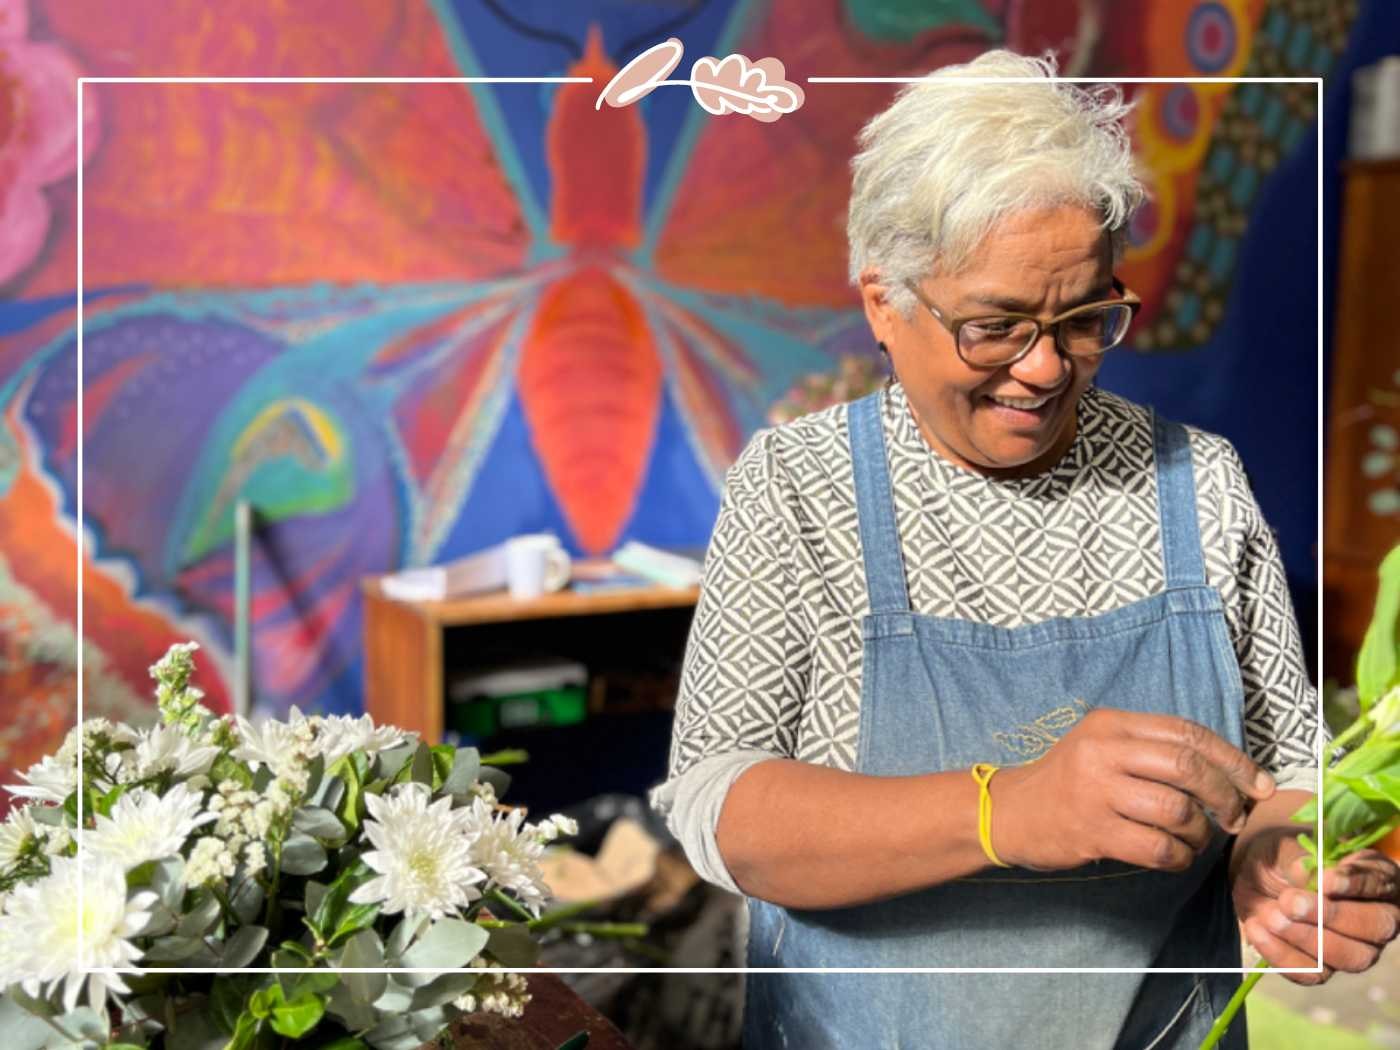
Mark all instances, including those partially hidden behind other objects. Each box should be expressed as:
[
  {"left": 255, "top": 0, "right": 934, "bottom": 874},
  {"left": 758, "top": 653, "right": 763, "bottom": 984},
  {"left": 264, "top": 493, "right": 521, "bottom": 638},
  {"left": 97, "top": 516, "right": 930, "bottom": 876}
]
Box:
[
  {"left": 650, "top": 429, "right": 812, "bottom": 892},
  {"left": 1207, "top": 440, "right": 1324, "bottom": 794}
]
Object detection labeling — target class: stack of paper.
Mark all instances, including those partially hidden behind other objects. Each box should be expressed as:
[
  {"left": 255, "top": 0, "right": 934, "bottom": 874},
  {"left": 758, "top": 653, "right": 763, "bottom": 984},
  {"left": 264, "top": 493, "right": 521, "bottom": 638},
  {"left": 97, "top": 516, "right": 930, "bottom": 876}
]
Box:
[
  {"left": 612, "top": 540, "right": 703, "bottom": 588},
  {"left": 379, "top": 544, "right": 506, "bottom": 602}
]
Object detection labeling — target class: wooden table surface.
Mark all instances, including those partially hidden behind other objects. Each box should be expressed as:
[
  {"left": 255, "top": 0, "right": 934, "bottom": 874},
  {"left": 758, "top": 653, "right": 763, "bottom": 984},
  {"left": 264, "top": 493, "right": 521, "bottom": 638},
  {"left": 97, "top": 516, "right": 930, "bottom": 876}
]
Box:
[{"left": 433, "top": 973, "right": 634, "bottom": 1050}]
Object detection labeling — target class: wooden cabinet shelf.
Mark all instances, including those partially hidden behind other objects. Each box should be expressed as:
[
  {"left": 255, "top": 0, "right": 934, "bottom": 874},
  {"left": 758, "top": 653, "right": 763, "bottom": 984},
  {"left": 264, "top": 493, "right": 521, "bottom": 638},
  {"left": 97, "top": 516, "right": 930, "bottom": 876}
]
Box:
[{"left": 361, "top": 579, "right": 699, "bottom": 744}]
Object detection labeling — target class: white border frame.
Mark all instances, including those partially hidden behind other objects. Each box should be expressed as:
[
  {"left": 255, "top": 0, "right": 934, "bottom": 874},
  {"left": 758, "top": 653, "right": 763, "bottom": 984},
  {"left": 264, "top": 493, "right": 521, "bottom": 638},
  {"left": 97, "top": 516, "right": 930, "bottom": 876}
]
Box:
[{"left": 73, "top": 72, "right": 1321, "bottom": 985}]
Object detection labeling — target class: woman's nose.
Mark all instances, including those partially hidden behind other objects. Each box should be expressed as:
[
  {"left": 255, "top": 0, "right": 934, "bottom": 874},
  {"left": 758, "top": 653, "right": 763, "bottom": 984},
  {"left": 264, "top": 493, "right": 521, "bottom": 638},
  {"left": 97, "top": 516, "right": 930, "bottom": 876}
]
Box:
[{"left": 1009, "top": 329, "right": 1070, "bottom": 387}]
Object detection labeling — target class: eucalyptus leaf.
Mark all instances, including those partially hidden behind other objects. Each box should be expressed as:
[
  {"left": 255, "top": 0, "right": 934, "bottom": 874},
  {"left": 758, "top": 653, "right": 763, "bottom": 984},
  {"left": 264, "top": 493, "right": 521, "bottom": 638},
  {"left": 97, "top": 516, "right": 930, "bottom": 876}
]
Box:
[
  {"left": 221, "top": 924, "right": 269, "bottom": 968},
  {"left": 293, "top": 806, "right": 347, "bottom": 845},
  {"left": 325, "top": 983, "right": 379, "bottom": 1034},
  {"left": 399, "top": 918, "right": 488, "bottom": 970},
  {"left": 372, "top": 977, "right": 414, "bottom": 1012},
  {"left": 313, "top": 775, "right": 346, "bottom": 814},
  {"left": 150, "top": 856, "right": 187, "bottom": 913},
  {"left": 485, "top": 923, "right": 542, "bottom": 968},
  {"left": 230, "top": 877, "right": 265, "bottom": 926},
  {"left": 176, "top": 891, "right": 222, "bottom": 938},
  {"left": 0, "top": 993, "right": 59, "bottom": 1050},
  {"left": 409, "top": 743, "right": 433, "bottom": 786},
  {"left": 302, "top": 754, "right": 326, "bottom": 801},
  {"left": 409, "top": 970, "right": 477, "bottom": 1011},
  {"left": 374, "top": 742, "right": 416, "bottom": 781},
  {"left": 340, "top": 929, "right": 388, "bottom": 1005},
  {"left": 143, "top": 935, "right": 210, "bottom": 962},
  {"left": 385, "top": 914, "right": 429, "bottom": 961},
  {"left": 407, "top": 1004, "right": 451, "bottom": 1041},
  {"left": 441, "top": 748, "right": 481, "bottom": 798},
  {"left": 304, "top": 880, "right": 329, "bottom": 923},
  {"left": 478, "top": 765, "right": 511, "bottom": 798},
  {"left": 280, "top": 832, "right": 329, "bottom": 876},
  {"left": 28, "top": 804, "right": 65, "bottom": 827},
  {"left": 163, "top": 1007, "right": 230, "bottom": 1050}
]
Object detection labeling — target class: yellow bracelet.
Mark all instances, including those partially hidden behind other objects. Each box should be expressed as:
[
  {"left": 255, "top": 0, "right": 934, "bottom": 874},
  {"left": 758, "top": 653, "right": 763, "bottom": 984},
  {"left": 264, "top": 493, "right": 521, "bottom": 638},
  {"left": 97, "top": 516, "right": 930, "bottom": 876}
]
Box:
[{"left": 971, "top": 763, "right": 1012, "bottom": 868}]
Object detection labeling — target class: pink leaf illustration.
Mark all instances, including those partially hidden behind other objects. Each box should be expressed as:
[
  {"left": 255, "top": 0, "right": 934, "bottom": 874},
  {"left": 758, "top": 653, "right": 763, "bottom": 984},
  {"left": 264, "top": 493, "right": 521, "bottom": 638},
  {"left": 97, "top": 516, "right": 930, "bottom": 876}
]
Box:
[
  {"left": 690, "top": 54, "right": 804, "bottom": 123},
  {"left": 596, "top": 37, "right": 685, "bottom": 110}
]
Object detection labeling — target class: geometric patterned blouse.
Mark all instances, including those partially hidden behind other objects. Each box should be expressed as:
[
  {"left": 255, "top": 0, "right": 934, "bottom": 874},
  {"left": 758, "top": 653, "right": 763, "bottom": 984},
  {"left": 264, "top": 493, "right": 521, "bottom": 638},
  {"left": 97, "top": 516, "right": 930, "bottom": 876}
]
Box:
[{"left": 653, "top": 381, "right": 1320, "bottom": 889}]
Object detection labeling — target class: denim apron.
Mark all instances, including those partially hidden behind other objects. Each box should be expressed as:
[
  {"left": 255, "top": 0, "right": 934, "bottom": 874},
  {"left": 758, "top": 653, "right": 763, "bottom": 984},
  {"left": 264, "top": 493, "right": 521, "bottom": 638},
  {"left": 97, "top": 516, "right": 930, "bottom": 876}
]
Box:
[{"left": 744, "top": 393, "right": 1248, "bottom": 1050}]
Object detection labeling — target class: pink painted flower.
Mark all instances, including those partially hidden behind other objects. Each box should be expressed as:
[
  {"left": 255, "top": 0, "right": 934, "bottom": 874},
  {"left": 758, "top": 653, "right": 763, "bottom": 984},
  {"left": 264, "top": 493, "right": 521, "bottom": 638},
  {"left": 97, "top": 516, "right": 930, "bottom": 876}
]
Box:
[{"left": 0, "top": 0, "right": 98, "bottom": 286}]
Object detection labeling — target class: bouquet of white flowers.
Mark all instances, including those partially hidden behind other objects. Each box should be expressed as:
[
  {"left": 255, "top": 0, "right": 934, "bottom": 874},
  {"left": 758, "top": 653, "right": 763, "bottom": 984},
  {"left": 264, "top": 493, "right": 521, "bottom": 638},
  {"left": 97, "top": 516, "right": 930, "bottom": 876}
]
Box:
[{"left": 0, "top": 642, "right": 586, "bottom": 1050}]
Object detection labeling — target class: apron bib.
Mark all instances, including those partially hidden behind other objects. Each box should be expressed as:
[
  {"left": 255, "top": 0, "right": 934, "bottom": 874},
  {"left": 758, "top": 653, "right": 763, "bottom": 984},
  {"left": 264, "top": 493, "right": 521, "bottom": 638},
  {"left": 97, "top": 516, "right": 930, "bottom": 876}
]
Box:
[{"left": 744, "top": 393, "right": 1248, "bottom": 1050}]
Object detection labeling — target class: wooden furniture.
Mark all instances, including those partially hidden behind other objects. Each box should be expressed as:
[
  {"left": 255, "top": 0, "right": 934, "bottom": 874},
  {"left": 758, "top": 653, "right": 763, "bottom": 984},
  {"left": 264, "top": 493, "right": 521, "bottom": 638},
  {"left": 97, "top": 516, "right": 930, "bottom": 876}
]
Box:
[
  {"left": 435, "top": 973, "right": 634, "bottom": 1049},
  {"left": 1322, "top": 158, "right": 1400, "bottom": 682},
  {"left": 361, "top": 579, "right": 699, "bottom": 743}
]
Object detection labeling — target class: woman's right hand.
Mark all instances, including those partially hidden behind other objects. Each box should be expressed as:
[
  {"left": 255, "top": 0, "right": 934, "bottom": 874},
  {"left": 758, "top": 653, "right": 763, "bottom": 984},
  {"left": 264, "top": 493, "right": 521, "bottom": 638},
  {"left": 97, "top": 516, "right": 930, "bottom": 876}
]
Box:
[{"left": 991, "top": 708, "right": 1276, "bottom": 872}]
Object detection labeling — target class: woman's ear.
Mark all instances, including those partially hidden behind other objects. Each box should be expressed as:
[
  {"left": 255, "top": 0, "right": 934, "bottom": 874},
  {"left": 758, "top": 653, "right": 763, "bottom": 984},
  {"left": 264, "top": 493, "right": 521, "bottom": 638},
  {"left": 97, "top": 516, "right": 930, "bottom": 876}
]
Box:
[{"left": 858, "top": 268, "right": 898, "bottom": 347}]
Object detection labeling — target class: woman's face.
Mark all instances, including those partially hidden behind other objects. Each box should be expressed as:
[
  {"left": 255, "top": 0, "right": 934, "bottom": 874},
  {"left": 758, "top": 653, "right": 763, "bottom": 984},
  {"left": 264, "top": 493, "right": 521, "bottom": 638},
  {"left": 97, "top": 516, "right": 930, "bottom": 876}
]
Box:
[{"left": 861, "top": 205, "right": 1113, "bottom": 479}]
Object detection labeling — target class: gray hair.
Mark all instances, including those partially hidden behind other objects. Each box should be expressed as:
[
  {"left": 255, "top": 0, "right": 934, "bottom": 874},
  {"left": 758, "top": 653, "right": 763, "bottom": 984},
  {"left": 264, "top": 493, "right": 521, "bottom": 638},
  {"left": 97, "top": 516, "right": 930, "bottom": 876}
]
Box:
[{"left": 847, "top": 50, "right": 1146, "bottom": 317}]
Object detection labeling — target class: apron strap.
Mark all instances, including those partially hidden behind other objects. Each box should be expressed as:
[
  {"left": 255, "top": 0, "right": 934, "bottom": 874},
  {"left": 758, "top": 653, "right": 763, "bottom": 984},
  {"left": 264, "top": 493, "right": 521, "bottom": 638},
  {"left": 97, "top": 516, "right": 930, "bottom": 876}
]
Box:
[
  {"left": 1151, "top": 409, "right": 1207, "bottom": 588},
  {"left": 849, "top": 392, "right": 912, "bottom": 614}
]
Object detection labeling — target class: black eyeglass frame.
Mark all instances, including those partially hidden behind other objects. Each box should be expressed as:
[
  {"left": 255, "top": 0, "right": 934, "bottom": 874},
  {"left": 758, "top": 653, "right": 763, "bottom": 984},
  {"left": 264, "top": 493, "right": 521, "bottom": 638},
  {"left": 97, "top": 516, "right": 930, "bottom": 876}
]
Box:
[{"left": 902, "top": 277, "right": 1143, "bottom": 367}]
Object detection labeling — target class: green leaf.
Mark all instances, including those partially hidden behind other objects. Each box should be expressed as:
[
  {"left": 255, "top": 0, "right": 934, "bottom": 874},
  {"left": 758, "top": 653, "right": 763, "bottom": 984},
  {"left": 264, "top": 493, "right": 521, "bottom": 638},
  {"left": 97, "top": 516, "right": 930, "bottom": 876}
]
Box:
[
  {"left": 226, "top": 1009, "right": 264, "bottom": 1050},
  {"left": 430, "top": 744, "right": 456, "bottom": 787},
  {"left": 327, "top": 899, "right": 381, "bottom": 949},
  {"left": 280, "top": 832, "right": 329, "bottom": 876},
  {"left": 208, "top": 753, "right": 253, "bottom": 791},
  {"left": 400, "top": 918, "right": 489, "bottom": 970},
  {"left": 333, "top": 759, "right": 365, "bottom": 832},
  {"left": 315, "top": 1039, "right": 370, "bottom": 1050},
  {"left": 340, "top": 928, "right": 388, "bottom": 1005},
  {"left": 311, "top": 860, "right": 373, "bottom": 939},
  {"left": 268, "top": 990, "right": 325, "bottom": 1039},
  {"left": 281, "top": 970, "right": 339, "bottom": 1001},
  {"left": 1357, "top": 544, "right": 1400, "bottom": 708},
  {"left": 1336, "top": 771, "right": 1400, "bottom": 809},
  {"left": 271, "top": 944, "right": 314, "bottom": 970},
  {"left": 557, "top": 1034, "right": 591, "bottom": 1050},
  {"left": 210, "top": 975, "right": 260, "bottom": 1035},
  {"left": 293, "top": 806, "right": 348, "bottom": 846},
  {"left": 221, "top": 924, "right": 269, "bottom": 968},
  {"left": 96, "top": 782, "right": 130, "bottom": 818}
]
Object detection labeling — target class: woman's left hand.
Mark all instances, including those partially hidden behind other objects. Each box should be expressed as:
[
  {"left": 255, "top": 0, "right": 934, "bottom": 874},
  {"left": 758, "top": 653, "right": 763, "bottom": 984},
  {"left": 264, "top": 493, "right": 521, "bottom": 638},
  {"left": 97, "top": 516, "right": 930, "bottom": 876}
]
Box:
[{"left": 1231, "top": 828, "right": 1400, "bottom": 985}]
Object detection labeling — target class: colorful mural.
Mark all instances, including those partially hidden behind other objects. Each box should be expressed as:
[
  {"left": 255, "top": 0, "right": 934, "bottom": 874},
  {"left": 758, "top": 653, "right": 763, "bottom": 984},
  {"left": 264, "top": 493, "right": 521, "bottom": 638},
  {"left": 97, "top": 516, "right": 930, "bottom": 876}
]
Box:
[{"left": 0, "top": 0, "right": 1360, "bottom": 798}]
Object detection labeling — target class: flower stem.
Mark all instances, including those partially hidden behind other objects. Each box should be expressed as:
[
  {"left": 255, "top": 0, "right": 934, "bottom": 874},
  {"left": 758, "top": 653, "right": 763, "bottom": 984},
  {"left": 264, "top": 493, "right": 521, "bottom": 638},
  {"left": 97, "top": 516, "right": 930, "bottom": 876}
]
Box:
[{"left": 1197, "top": 961, "right": 1269, "bottom": 1050}]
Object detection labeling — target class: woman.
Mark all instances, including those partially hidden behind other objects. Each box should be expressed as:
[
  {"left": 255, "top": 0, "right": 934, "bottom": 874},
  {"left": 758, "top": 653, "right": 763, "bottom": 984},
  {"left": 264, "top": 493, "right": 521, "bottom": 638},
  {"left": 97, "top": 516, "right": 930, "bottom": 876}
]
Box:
[{"left": 651, "top": 51, "right": 1400, "bottom": 1049}]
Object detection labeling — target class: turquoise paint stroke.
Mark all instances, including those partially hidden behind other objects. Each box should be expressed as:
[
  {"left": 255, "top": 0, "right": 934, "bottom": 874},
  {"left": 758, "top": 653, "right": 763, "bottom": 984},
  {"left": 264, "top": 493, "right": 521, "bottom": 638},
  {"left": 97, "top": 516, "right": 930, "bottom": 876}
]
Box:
[{"left": 427, "top": 0, "right": 550, "bottom": 254}]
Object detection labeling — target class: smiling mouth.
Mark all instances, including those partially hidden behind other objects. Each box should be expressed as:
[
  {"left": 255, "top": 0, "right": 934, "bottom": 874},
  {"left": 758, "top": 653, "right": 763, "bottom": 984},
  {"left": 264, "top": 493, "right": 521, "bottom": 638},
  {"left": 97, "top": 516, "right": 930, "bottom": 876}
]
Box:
[{"left": 987, "top": 392, "right": 1056, "bottom": 411}]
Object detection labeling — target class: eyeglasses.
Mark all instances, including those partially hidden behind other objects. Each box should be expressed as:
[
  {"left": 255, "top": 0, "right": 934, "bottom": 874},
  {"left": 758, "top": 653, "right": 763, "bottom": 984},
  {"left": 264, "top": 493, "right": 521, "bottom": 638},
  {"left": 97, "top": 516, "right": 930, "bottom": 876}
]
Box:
[{"left": 903, "top": 278, "right": 1142, "bottom": 368}]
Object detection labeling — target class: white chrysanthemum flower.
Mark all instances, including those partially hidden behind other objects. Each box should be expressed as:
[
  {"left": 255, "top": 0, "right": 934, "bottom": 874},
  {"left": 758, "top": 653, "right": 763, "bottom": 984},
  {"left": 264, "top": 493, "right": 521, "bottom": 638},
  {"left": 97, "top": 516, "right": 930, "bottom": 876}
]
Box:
[
  {"left": 0, "top": 856, "right": 155, "bottom": 1013},
  {"left": 460, "top": 797, "right": 555, "bottom": 917},
  {"left": 312, "top": 713, "right": 409, "bottom": 767},
  {"left": 87, "top": 784, "right": 215, "bottom": 871},
  {"left": 349, "top": 784, "right": 486, "bottom": 919},
  {"left": 6, "top": 753, "right": 78, "bottom": 805},
  {"left": 0, "top": 806, "right": 44, "bottom": 868},
  {"left": 128, "top": 724, "right": 221, "bottom": 783},
  {"left": 234, "top": 708, "right": 315, "bottom": 780}
]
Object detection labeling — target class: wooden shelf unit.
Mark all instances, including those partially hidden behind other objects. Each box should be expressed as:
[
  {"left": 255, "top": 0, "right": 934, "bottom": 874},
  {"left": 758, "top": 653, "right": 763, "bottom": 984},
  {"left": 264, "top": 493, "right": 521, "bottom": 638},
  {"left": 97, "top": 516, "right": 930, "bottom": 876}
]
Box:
[{"left": 361, "top": 579, "right": 700, "bottom": 742}]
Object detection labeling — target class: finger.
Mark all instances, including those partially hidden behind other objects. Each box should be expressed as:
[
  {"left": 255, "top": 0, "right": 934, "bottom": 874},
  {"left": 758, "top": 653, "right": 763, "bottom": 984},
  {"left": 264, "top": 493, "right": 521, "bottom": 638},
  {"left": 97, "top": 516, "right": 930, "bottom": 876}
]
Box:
[
  {"left": 1327, "top": 855, "right": 1400, "bottom": 903},
  {"left": 1258, "top": 902, "right": 1382, "bottom": 973},
  {"left": 1242, "top": 916, "right": 1332, "bottom": 985},
  {"left": 1122, "top": 739, "right": 1251, "bottom": 832},
  {"left": 1101, "top": 818, "right": 1195, "bottom": 872},
  {"left": 1277, "top": 888, "right": 1400, "bottom": 946},
  {"left": 1110, "top": 782, "right": 1213, "bottom": 853},
  {"left": 1113, "top": 712, "right": 1274, "bottom": 802}
]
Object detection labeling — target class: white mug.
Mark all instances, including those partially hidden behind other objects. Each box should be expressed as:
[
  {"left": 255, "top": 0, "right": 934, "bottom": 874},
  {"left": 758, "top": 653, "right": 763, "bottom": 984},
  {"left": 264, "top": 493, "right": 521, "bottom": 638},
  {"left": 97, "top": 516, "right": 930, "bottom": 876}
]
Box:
[{"left": 505, "top": 534, "right": 571, "bottom": 599}]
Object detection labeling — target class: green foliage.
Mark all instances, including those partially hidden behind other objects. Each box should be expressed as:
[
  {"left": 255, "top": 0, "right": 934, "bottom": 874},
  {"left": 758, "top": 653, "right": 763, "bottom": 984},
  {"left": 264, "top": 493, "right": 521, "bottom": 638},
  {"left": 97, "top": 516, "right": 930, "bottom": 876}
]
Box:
[{"left": 1357, "top": 544, "right": 1400, "bottom": 709}]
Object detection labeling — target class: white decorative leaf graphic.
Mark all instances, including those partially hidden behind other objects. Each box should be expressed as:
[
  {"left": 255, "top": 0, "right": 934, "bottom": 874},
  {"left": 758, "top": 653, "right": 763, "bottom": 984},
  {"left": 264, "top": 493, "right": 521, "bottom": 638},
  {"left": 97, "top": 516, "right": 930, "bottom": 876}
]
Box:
[
  {"left": 690, "top": 54, "right": 804, "bottom": 123},
  {"left": 596, "top": 37, "right": 686, "bottom": 110}
]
